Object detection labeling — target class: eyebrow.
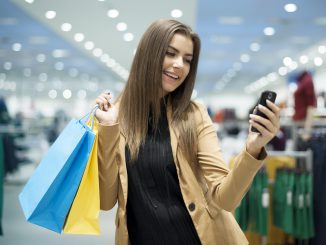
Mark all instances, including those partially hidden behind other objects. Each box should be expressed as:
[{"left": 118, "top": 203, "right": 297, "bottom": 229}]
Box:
[{"left": 168, "top": 45, "right": 193, "bottom": 58}]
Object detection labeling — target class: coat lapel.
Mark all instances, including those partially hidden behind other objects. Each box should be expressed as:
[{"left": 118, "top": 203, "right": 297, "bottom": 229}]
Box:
[{"left": 119, "top": 132, "right": 128, "bottom": 206}]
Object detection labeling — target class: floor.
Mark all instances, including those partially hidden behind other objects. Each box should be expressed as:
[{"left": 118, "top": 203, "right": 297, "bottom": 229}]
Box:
[{"left": 0, "top": 182, "right": 117, "bottom": 245}]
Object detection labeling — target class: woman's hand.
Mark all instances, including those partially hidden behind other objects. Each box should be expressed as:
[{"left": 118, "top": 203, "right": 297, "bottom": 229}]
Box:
[
  {"left": 246, "top": 100, "right": 281, "bottom": 158},
  {"left": 95, "top": 92, "right": 118, "bottom": 125}
]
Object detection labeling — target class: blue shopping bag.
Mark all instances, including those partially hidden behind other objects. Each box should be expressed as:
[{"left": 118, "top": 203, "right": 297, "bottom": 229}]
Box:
[{"left": 19, "top": 110, "right": 97, "bottom": 233}]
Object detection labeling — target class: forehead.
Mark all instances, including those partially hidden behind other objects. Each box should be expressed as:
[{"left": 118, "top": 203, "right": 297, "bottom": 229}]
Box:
[{"left": 168, "top": 33, "right": 193, "bottom": 54}]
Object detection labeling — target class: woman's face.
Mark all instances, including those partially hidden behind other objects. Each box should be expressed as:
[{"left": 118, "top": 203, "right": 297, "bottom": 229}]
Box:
[{"left": 161, "top": 33, "right": 194, "bottom": 96}]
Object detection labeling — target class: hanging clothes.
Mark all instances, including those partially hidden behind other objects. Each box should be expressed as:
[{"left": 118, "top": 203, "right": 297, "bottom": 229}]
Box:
[
  {"left": 0, "top": 135, "right": 4, "bottom": 235},
  {"left": 308, "top": 134, "right": 326, "bottom": 245}
]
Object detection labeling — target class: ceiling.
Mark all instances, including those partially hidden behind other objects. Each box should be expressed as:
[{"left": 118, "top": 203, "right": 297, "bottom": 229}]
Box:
[{"left": 0, "top": 0, "right": 326, "bottom": 102}]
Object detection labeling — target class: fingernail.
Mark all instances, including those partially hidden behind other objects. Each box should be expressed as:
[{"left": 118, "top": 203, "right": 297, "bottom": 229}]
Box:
[{"left": 249, "top": 114, "right": 254, "bottom": 118}]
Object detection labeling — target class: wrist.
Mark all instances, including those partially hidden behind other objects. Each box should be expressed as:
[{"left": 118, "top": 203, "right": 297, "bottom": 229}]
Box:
[{"left": 246, "top": 143, "right": 262, "bottom": 159}]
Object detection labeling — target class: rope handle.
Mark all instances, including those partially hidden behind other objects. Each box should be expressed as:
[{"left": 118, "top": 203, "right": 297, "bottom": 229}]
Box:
[{"left": 79, "top": 105, "right": 99, "bottom": 130}]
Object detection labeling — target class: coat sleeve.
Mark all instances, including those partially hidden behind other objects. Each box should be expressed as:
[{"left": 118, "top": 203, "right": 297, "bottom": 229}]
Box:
[
  {"left": 194, "top": 102, "right": 266, "bottom": 212},
  {"left": 97, "top": 122, "right": 120, "bottom": 210}
]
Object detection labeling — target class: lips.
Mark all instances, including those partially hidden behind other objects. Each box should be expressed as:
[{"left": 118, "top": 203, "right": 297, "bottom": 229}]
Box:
[{"left": 163, "top": 71, "right": 179, "bottom": 80}]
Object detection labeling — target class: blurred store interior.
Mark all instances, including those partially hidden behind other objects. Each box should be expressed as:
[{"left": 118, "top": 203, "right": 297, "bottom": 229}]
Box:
[{"left": 1, "top": 0, "right": 326, "bottom": 244}]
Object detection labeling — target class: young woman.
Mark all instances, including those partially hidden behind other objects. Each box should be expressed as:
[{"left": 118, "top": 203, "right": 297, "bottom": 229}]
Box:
[{"left": 95, "top": 19, "right": 280, "bottom": 245}]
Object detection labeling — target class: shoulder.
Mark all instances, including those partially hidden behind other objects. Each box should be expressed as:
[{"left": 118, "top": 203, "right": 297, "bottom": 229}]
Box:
[{"left": 190, "top": 100, "right": 212, "bottom": 125}]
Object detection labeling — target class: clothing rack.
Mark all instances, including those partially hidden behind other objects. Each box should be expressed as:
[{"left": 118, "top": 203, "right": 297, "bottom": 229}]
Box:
[{"left": 267, "top": 150, "right": 313, "bottom": 172}]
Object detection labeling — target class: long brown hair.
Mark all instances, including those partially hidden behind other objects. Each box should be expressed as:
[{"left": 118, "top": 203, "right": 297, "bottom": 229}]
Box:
[{"left": 118, "top": 19, "right": 201, "bottom": 163}]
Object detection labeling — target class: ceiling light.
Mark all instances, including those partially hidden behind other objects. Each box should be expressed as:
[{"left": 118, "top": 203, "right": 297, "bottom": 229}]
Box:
[
  {"left": 210, "top": 35, "right": 232, "bottom": 44},
  {"left": 55, "top": 61, "right": 64, "bottom": 71},
  {"left": 291, "top": 36, "right": 309, "bottom": 44},
  {"left": 171, "top": 9, "right": 183, "bottom": 18},
  {"left": 53, "top": 79, "right": 63, "bottom": 89},
  {"left": 74, "top": 33, "right": 85, "bottom": 42},
  {"left": 36, "top": 83, "right": 44, "bottom": 92},
  {"left": 283, "top": 57, "right": 292, "bottom": 66},
  {"left": 52, "top": 49, "right": 69, "bottom": 58},
  {"left": 314, "top": 17, "right": 326, "bottom": 26},
  {"left": 263, "top": 27, "right": 275, "bottom": 36},
  {"left": 123, "top": 33, "right": 134, "bottom": 42},
  {"left": 36, "top": 53, "right": 46, "bottom": 62},
  {"left": 233, "top": 62, "right": 242, "bottom": 71},
  {"left": 84, "top": 41, "right": 95, "bottom": 50},
  {"left": 314, "top": 57, "right": 323, "bottom": 66},
  {"left": 63, "top": 89, "right": 72, "bottom": 99},
  {"left": 39, "top": 73, "right": 48, "bottom": 82},
  {"left": 240, "top": 54, "right": 250, "bottom": 63},
  {"left": 0, "top": 73, "right": 6, "bottom": 81},
  {"left": 107, "top": 9, "right": 119, "bottom": 18},
  {"left": 107, "top": 58, "right": 116, "bottom": 68},
  {"left": 25, "top": 0, "right": 34, "bottom": 4},
  {"left": 3, "top": 62, "right": 12, "bottom": 70},
  {"left": 81, "top": 73, "right": 90, "bottom": 81},
  {"left": 45, "top": 11, "right": 56, "bottom": 19},
  {"left": 116, "top": 22, "right": 127, "bottom": 31},
  {"left": 250, "top": 42, "right": 260, "bottom": 52},
  {"left": 289, "top": 61, "right": 298, "bottom": 70},
  {"left": 278, "top": 67, "right": 288, "bottom": 76},
  {"left": 267, "top": 72, "right": 278, "bottom": 82},
  {"left": 48, "top": 89, "right": 57, "bottom": 99},
  {"left": 318, "top": 45, "right": 326, "bottom": 54},
  {"left": 93, "top": 48, "right": 103, "bottom": 57},
  {"left": 61, "top": 23, "right": 72, "bottom": 32},
  {"left": 100, "top": 54, "right": 110, "bottom": 62},
  {"left": 87, "top": 82, "right": 98, "bottom": 92},
  {"left": 284, "top": 3, "right": 297, "bottom": 13},
  {"left": 299, "top": 55, "right": 309, "bottom": 64},
  {"left": 23, "top": 68, "right": 32, "bottom": 77},
  {"left": 218, "top": 16, "right": 243, "bottom": 25},
  {"left": 12, "top": 43, "right": 22, "bottom": 52},
  {"left": 77, "top": 89, "right": 87, "bottom": 99},
  {"left": 69, "top": 68, "right": 79, "bottom": 77}
]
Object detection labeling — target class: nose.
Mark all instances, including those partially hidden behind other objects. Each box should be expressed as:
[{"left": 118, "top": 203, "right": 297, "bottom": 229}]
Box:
[{"left": 173, "top": 56, "right": 184, "bottom": 68}]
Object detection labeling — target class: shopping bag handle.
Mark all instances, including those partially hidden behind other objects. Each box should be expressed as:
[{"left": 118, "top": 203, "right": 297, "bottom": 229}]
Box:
[{"left": 79, "top": 105, "right": 99, "bottom": 130}]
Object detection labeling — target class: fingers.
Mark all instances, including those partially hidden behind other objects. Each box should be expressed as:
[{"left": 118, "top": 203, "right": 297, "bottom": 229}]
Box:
[
  {"left": 249, "top": 118, "right": 274, "bottom": 138},
  {"left": 249, "top": 114, "right": 274, "bottom": 133},
  {"left": 256, "top": 101, "right": 280, "bottom": 130},
  {"left": 95, "top": 92, "right": 112, "bottom": 111}
]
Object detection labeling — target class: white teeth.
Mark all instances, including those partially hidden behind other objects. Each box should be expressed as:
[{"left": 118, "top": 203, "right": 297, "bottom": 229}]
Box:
[{"left": 164, "top": 71, "right": 179, "bottom": 79}]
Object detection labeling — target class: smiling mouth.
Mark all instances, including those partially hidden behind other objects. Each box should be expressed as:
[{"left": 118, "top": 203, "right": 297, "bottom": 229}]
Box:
[{"left": 163, "top": 71, "right": 179, "bottom": 80}]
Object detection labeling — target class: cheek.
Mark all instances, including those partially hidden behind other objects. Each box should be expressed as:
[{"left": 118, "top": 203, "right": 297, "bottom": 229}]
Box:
[{"left": 182, "top": 67, "right": 190, "bottom": 80}]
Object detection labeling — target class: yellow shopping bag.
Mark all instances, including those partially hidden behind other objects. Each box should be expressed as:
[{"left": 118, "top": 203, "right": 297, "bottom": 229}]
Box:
[{"left": 63, "top": 118, "right": 100, "bottom": 235}]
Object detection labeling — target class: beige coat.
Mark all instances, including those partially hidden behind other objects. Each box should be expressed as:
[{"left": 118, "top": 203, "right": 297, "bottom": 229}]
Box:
[{"left": 97, "top": 101, "right": 266, "bottom": 245}]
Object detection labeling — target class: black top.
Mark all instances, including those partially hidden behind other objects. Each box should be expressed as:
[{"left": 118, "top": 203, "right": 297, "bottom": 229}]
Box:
[{"left": 126, "top": 101, "right": 201, "bottom": 245}]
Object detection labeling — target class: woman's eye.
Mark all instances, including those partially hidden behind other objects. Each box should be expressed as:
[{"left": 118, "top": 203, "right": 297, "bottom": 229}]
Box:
[
  {"left": 166, "top": 51, "right": 175, "bottom": 56},
  {"left": 184, "top": 58, "right": 192, "bottom": 64}
]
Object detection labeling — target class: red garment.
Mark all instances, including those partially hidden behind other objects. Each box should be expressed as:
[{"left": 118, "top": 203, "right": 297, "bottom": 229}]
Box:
[{"left": 293, "top": 72, "right": 316, "bottom": 121}]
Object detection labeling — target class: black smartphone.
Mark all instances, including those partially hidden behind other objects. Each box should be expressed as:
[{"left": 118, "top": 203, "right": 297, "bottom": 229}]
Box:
[{"left": 251, "top": 90, "right": 277, "bottom": 133}]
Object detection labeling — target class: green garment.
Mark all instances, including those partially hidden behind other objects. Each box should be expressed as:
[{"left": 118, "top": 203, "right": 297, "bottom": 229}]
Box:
[
  {"left": 256, "top": 171, "right": 269, "bottom": 236},
  {"left": 235, "top": 194, "right": 249, "bottom": 231},
  {"left": 283, "top": 170, "right": 295, "bottom": 234},
  {"left": 273, "top": 169, "right": 287, "bottom": 229},
  {"left": 305, "top": 172, "right": 315, "bottom": 239}
]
